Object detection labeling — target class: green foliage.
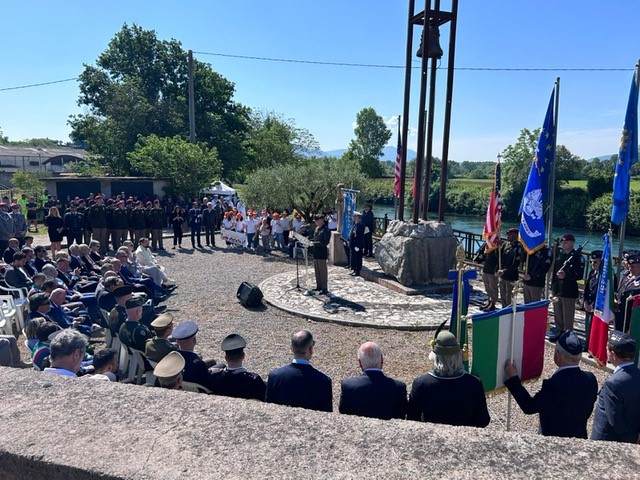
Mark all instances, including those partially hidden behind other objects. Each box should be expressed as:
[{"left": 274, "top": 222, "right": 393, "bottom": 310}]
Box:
[
  {"left": 553, "top": 187, "right": 590, "bottom": 229},
  {"left": 64, "top": 155, "right": 105, "bottom": 177},
  {"left": 346, "top": 107, "right": 392, "bottom": 178},
  {"left": 586, "top": 191, "right": 640, "bottom": 236},
  {"left": 11, "top": 171, "right": 47, "bottom": 196},
  {"left": 444, "top": 183, "right": 492, "bottom": 216},
  {"left": 243, "top": 156, "right": 365, "bottom": 222},
  {"left": 244, "top": 112, "right": 318, "bottom": 174},
  {"left": 69, "top": 23, "right": 250, "bottom": 178},
  {"left": 586, "top": 169, "right": 614, "bottom": 200},
  {"left": 128, "top": 134, "right": 222, "bottom": 198}
]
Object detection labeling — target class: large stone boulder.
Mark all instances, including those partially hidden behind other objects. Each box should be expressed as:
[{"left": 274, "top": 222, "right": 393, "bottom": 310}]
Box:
[{"left": 375, "top": 220, "right": 457, "bottom": 286}]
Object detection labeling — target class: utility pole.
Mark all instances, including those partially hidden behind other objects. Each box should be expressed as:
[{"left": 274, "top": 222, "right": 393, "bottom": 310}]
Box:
[{"left": 188, "top": 49, "right": 196, "bottom": 143}]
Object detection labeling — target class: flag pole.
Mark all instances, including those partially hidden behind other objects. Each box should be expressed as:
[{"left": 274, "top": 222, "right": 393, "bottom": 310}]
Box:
[
  {"left": 506, "top": 280, "right": 520, "bottom": 431},
  {"left": 394, "top": 115, "right": 401, "bottom": 221},
  {"left": 545, "top": 78, "right": 560, "bottom": 300}
]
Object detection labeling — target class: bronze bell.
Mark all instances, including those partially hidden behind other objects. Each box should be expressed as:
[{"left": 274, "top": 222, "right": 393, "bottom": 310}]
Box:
[{"left": 416, "top": 24, "right": 444, "bottom": 59}]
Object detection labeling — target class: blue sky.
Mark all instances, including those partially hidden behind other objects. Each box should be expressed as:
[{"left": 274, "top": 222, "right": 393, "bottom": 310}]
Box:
[{"left": 1, "top": 1, "right": 639, "bottom": 162}]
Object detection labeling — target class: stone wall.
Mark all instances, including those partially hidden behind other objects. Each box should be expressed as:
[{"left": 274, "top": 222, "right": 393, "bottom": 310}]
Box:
[{"left": 0, "top": 367, "right": 638, "bottom": 479}]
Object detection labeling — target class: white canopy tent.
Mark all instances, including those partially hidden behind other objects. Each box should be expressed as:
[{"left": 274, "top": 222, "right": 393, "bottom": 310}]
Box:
[{"left": 202, "top": 181, "right": 236, "bottom": 197}]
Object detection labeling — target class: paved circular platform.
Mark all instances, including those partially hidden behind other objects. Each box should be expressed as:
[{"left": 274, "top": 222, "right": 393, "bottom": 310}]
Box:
[{"left": 259, "top": 265, "right": 487, "bottom": 330}]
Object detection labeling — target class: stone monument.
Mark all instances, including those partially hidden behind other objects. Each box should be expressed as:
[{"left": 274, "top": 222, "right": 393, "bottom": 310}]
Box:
[{"left": 374, "top": 220, "right": 457, "bottom": 286}]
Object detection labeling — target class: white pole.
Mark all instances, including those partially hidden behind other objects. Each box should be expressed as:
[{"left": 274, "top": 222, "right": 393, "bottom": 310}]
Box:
[{"left": 506, "top": 280, "right": 519, "bottom": 431}]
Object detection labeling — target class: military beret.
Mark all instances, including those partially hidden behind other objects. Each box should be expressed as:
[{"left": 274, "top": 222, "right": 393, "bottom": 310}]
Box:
[
  {"left": 117, "top": 200, "right": 124, "bottom": 206},
  {"left": 153, "top": 351, "right": 185, "bottom": 379},
  {"left": 608, "top": 330, "right": 636, "bottom": 353},
  {"left": 125, "top": 296, "right": 144, "bottom": 309},
  {"left": 150, "top": 312, "right": 174, "bottom": 329},
  {"left": 113, "top": 285, "right": 133, "bottom": 298},
  {"left": 561, "top": 233, "right": 575, "bottom": 242},
  {"left": 628, "top": 254, "right": 640, "bottom": 265},
  {"left": 146, "top": 201, "right": 152, "bottom": 206},
  {"left": 107, "top": 198, "right": 114, "bottom": 204},
  {"left": 172, "top": 320, "right": 198, "bottom": 340},
  {"left": 10, "top": 203, "right": 19, "bottom": 208},
  {"left": 0, "top": 203, "right": 7, "bottom": 208},
  {"left": 221, "top": 333, "right": 246, "bottom": 352},
  {"left": 70, "top": 202, "right": 77, "bottom": 207},
  {"left": 590, "top": 250, "right": 603, "bottom": 260},
  {"left": 557, "top": 330, "right": 583, "bottom": 355},
  {"left": 507, "top": 227, "right": 518, "bottom": 234},
  {"left": 432, "top": 330, "right": 461, "bottom": 355}
]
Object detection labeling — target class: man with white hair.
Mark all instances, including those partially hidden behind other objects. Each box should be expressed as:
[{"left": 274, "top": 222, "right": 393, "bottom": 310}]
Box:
[
  {"left": 134, "top": 238, "right": 176, "bottom": 287},
  {"left": 339, "top": 342, "right": 407, "bottom": 420},
  {"left": 407, "top": 324, "right": 490, "bottom": 427}
]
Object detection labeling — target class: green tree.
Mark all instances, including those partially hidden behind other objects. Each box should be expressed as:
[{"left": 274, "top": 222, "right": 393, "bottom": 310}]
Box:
[
  {"left": 346, "top": 107, "right": 392, "bottom": 178},
  {"left": 65, "top": 155, "right": 105, "bottom": 177},
  {"left": 11, "top": 171, "right": 47, "bottom": 196},
  {"left": 243, "top": 156, "right": 365, "bottom": 222},
  {"left": 128, "top": 134, "right": 222, "bottom": 198},
  {"left": 245, "top": 112, "right": 318, "bottom": 173},
  {"left": 69, "top": 23, "right": 250, "bottom": 178},
  {"left": 500, "top": 128, "right": 587, "bottom": 218}
]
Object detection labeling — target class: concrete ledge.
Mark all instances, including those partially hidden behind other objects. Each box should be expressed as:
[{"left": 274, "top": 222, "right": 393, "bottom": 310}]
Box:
[{"left": 1, "top": 368, "right": 639, "bottom": 479}]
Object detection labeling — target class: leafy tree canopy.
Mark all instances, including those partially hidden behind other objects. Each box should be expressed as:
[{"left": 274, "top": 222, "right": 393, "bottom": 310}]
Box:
[
  {"left": 11, "top": 171, "right": 47, "bottom": 197},
  {"left": 128, "top": 134, "right": 222, "bottom": 198},
  {"left": 243, "top": 156, "right": 365, "bottom": 222},
  {"left": 69, "top": 23, "right": 250, "bottom": 178},
  {"left": 346, "top": 107, "right": 392, "bottom": 178},
  {"left": 244, "top": 112, "right": 318, "bottom": 174}
]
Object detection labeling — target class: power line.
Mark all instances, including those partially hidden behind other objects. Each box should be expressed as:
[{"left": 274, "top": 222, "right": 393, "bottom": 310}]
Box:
[
  {"left": 194, "top": 51, "right": 633, "bottom": 72},
  {"left": 0, "top": 77, "right": 77, "bottom": 92},
  {"left": 0, "top": 53, "right": 633, "bottom": 93}
]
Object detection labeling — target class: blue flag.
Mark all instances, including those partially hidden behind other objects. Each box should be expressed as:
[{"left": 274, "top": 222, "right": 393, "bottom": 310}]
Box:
[
  {"left": 611, "top": 71, "right": 639, "bottom": 225},
  {"left": 518, "top": 88, "right": 556, "bottom": 254},
  {"left": 341, "top": 189, "right": 358, "bottom": 242}
]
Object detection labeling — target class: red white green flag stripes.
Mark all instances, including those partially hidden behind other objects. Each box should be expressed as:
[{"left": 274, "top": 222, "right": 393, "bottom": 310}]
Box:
[
  {"left": 471, "top": 301, "right": 549, "bottom": 392},
  {"left": 588, "top": 233, "right": 615, "bottom": 366}
]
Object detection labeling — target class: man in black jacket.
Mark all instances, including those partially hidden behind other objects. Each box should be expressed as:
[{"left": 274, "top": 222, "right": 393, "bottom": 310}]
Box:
[
  {"left": 504, "top": 330, "right": 597, "bottom": 438},
  {"left": 266, "top": 330, "right": 332, "bottom": 412},
  {"left": 591, "top": 331, "right": 640, "bottom": 443},
  {"left": 496, "top": 227, "right": 522, "bottom": 308},
  {"left": 149, "top": 200, "right": 166, "bottom": 250},
  {"left": 522, "top": 244, "right": 552, "bottom": 304},
  {"left": 551, "top": 233, "right": 585, "bottom": 340},
  {"left": 88, "top": 196, "right": 108, "bottom": 254},
  {"left": 311, "top": 214, "right": 331, "bottom": 294},
  {"left": 348, "top": 211, "right": 365, "bottom": 277},
  {"left": 63, "top": 203, "right": 84, "bottom": 247},
  {"left": 112, "top": 200, "right": 129, "bottom": 250},
  {"left": 474, "top": 243, "right": 500, "bottom": 311},
  {"left": 361, "top": 203, "right": 374, "bottom": 257},
  {"left": 339, "top": 342, "right": 406, "bottom": 420}
]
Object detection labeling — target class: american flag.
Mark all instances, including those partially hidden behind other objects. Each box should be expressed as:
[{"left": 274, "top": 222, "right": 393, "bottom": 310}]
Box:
[
  {"left": 394, "top": 119, "right": 402, "bottom": 197},
  {"left": 482, "top": 162, "right": 502, "bottom": 252}
]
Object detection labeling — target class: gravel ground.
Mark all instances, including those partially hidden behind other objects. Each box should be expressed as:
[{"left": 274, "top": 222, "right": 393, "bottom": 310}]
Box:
[{"left": 19, "top": 232, "right": 612, "bottom": 437}]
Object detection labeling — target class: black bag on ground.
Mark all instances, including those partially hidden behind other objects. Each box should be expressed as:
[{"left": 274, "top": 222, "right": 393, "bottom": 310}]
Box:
[{"left": 237, "top": 282, "right": 263, "bottom": 307}]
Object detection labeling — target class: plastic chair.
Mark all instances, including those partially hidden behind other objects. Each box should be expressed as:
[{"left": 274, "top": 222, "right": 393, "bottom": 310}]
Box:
[
  {"left": 0, "top": 307, "right": 9, "bottom": 335},
  {"left": 0, "top": 295, "right": 21, "bottom": 333},
  {"left": 0, "top": 286, "right": 27, "bottom": 331}
]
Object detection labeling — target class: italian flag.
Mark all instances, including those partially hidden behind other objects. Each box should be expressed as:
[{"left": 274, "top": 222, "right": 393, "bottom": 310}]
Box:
[
  {"left": 471, "top": 301, "right": 549, "bottom": 392},
  {"left": 589, "top": 233, "right": 615, "bottom": 366}
]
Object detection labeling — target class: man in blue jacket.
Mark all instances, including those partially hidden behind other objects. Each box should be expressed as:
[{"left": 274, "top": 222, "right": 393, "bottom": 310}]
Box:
[
  {"left": 504, "top": 330, "right": 598, "bottom": 438},
  {"left": 266, "top": 330, "right": 332, "bottom": 412},
  {"left": 591, "top": 331, "right": 640, "bottom": 443},
  {"left": 339, "top": 342, "right": 406, "bottom": 420}
]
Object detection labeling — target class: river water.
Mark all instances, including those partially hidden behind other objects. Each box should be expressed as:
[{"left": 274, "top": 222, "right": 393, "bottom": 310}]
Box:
[{"left": 367, "top": 204, "right": 640, "bottom": 252}]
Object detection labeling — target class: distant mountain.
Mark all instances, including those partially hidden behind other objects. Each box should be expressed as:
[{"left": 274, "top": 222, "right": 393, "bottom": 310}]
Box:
[
  {"left": 587, "top": 154, "right": 616, "bottom": 162},
  {"left": 317, "top": 146, "right": 417, "bottom": 161}
]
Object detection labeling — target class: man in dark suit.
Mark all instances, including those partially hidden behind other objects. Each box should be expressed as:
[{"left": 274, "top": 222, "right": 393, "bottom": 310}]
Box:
[
  {"left": 591, "top": 331, "right": 640, "bottom": 443},
  {"left": 63, "top": 202, "right": 84, "bottom": 247},
  {"left": 266, "top": 330, "right": 332, "bottom": 412},
  {"left": 4, "top": 252, "right": 33, "bottom": 289},
  {"left": 361, "top": 203, "right": 374, "bottom": 257},
  {"left": 3, "top": 238, "right": 20, "bottom": 264},
  {"left": 504, "top": 330, "right": 598, "bottom": 438},
  {"left": 348, "top": 212, "right": 365, "bottom": 277},
  {"left": 407, "top": 328, "right": 490, "bottom": 428},
  {"left": 339, "top": 342, "right": 406, "bottom": 420}
]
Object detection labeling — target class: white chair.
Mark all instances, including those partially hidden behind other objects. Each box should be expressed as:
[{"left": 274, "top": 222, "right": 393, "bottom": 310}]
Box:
[
  {"left": 0, "top": 295, "right": 21, "bottom": 333},
  {"left": 0, "top": 307, "right": 9, "bottom": 335},
  {"left": 0, "top": 284, "right": 28, "bottom": 332},
  {"left": 181, "top": 381, "right": 212, "bottom": 394}
]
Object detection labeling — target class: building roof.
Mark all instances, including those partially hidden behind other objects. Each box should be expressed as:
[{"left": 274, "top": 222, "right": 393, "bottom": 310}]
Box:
[{"left": 0, "top": 146, "right": 86, "bottom": 160}]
